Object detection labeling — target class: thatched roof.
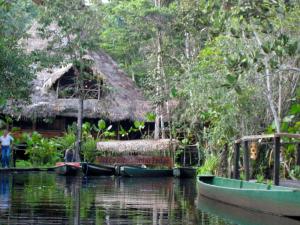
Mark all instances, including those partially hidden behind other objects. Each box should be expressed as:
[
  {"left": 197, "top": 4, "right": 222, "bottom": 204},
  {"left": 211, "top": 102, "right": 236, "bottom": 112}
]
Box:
[
  {"left": 2, "top": 22, "right": 152, "bottom": 121},
  {"left": 97, "top": 139, "right": 178, "bottom": 154}
]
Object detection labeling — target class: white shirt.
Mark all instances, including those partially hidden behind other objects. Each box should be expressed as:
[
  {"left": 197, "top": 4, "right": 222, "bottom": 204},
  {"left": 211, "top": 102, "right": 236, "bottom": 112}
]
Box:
[{"left": 0, "top": 135, "right": 14, "bottom": 146}]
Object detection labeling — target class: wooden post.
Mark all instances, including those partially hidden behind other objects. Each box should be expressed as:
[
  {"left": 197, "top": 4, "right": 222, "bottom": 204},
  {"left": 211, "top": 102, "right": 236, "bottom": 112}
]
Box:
[
  {"left": 274, "top": 136, "right": 281, "bottom": 185},
  {"left": 56, "top": 79, "right": 60, "bottom": 98},
  {"left": 297, "top": 143, "right": 300, "bottom": 166},
  {"left": 243, "top": 141, "right": 250, "bottom": 181},
  {"left": 32, "top": 118, "right": 37, "bottom": 131},
  {"left": 183, "top": 147, "right": 186, "bottom": 167},
  {"left": 97, "top": 82, "right": 101, "bottom": 100},
  {"left": 197, "top": 145, "right": 201, "bottom": 166},
  {"left": 233, "top": 143, "right": 240, "bottom": 179},
  {"left": 117, "top": 122, "right": 120, "bottom": 140},
  {"left": 12, "top": 147, "right": 16, "bottom": 168}
]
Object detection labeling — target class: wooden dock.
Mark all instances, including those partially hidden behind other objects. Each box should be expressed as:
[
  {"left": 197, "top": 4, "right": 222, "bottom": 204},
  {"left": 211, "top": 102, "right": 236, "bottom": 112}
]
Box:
[{"left": 0, "top": 167, "right": 56, "bottom": 172}]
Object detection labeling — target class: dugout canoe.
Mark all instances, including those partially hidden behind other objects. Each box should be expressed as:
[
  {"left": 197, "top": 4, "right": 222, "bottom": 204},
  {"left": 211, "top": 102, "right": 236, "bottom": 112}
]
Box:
[
  {"left": 173, "top": 167, "right": 197, "bottom": 178},
  {"left": 198, "top": 175, "right": 300, "bottom": 217},
  {"left": 120, "top": 166, "right": 173, "bottom": 177},
  {"left": 55, "top": 162, "right": 81, "bottom": 176},
  {"left": 81, "top": 162, "right": 115, "bottom": 176}
]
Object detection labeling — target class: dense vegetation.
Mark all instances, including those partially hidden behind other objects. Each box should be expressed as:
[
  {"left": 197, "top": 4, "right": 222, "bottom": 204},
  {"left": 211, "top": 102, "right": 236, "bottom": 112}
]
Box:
[
  {"left": 1, "top": 0, "right": 300, "bottom": 179},
  {"left": 0, "top": 0, "right": 34, "bottom": 104}
]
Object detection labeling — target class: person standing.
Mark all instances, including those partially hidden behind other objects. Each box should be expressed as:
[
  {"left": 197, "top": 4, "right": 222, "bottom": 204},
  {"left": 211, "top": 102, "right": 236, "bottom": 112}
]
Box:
[{"left": 0, "top": 130, "right": 14, "bottom": 168}]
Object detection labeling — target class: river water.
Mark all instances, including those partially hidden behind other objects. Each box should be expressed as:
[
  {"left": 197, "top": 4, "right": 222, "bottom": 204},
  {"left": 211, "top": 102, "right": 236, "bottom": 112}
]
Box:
[{"left": 0, "top": 172, "right": 299, "bottom": 225}]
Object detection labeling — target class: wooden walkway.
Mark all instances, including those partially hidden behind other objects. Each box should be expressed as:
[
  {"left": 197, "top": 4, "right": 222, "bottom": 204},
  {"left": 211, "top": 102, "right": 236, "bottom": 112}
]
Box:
[{"left": 280, "top": 179, "right": 300, "bottom": 188}]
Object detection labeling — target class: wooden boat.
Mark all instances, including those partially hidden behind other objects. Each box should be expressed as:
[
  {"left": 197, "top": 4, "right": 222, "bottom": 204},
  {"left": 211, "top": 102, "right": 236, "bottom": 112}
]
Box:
[
  {"left": 55, "top": 162, "right": 81, "bottom": 176},
  {"left": 81, "top": 162, "right": 115, "bottom": 176},
  {"left": 120, "top": 166, "right": 173, "bottom": 177},
  {"left": 173, "top": 167, "right": 197, "bottom": 178},
  {"left": 198, "top": 175, "right": 300, "bottom": 217}
]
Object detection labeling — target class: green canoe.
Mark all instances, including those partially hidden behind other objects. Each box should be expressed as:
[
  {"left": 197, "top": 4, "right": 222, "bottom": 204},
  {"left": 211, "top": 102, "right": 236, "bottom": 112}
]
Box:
[
  {"left": 81, "top": 162, "right": 115, "bottom": 176},
  {"left": 198, "top": 175, "right": 300, "bottom": 217},
  {"left": 120, "top": 166, "right": 173, "bottom": 177}
]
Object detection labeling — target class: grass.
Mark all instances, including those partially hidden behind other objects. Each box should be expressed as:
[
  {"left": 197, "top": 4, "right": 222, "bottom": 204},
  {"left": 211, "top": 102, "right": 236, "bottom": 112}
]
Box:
[
  {"left": 14, "top": 160, "right": 56, "bottom": 168},
  {"left": 15, "top": 160, "right": 33, "bottom": 168}
]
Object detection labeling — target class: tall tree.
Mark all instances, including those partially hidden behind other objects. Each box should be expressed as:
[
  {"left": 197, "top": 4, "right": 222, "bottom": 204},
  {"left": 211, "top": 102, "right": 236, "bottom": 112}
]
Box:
[
  {"left": 0, "top": 0, "right": 34, "bottom": 105},
  {"left": 38, "top": 0, "right": 102, "bottom": 160}
]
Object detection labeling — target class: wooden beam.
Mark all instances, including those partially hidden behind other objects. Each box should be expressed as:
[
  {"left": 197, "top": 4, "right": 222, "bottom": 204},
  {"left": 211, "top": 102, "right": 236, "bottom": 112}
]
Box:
[
  {"left": 233, "top": 143, "right": 240, "bottom": 179},
  {"left": 243, "top": 141, "right": 250, "bottom": 181},
  {"left": 274, "top": 136, "right": 281, "bottom": 186},
  {"left": 297, "top": 143, "right": 300, "bottom": 166},
  {"left": 235, "top": 134, "right": 275, "bottom": 143},
  {"left": 235, "top": 133, "right": 300, "bottom": 143},
  {"left": 275, "top": 133, "right": 300, "bottom": 139}
]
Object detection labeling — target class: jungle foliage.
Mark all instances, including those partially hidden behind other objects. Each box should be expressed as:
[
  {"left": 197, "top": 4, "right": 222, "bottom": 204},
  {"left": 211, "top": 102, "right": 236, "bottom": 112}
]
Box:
[
  {"left": 1, "top": 1, "right": 300, "bottom": 177},
  {"left": 0, "top": 0, "right": 35, "bottom": 104}
]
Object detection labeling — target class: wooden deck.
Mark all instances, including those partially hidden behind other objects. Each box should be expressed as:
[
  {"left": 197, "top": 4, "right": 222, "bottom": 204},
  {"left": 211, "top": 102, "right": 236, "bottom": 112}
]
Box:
[{"left": 12, "top": 129, "right": 64, "bottom": 138}]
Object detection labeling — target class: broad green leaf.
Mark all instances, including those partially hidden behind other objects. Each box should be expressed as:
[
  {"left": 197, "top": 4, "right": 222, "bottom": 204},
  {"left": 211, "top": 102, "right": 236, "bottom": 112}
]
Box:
[{"left": 98, "top": 119, "right": 106, "bottom": 130}]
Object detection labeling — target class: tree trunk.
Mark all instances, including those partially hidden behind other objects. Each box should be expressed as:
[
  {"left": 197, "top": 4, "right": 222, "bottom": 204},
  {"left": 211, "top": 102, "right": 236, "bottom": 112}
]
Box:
[
  {"left": 154, "top": 106, "right": 160, "bottom": 139},
  {"left": 154, "top": 29, "right": 163, "bottom": 139},
  {"left": 74, "top": 65, "right": 83, "bottom": 162},
  {"left": 160, "top": 105, "right": 165, "bottom": 139},
  {"left": 254, "top": 31, "right": 280, "bottom": 133},
  {"left": 75, "top": 96, "right": 83, "bottom": 162},
  {"left": 185, "top": 31, "right": 190, "bottom": 59},
  {"left": 278, "top": 74, "right": 282, "bottom": 125},
  {"left": 265, "top": 61, "right": 280, "bottom": 133},
  {"left": 218, "top": 143, "right": 229, "bottom": 177}
]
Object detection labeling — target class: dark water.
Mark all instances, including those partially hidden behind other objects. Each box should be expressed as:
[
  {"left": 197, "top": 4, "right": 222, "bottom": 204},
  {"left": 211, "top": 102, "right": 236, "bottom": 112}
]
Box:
[{"left": 0, "top": 172, "right": 299, "bottom": 225}]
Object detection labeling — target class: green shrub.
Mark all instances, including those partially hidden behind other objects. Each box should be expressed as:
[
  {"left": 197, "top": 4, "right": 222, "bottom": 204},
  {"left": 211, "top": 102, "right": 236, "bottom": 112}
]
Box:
[
  {"left": 15, "top": 160, "right": 32, "bottom": 168},
  {"left": 82, "top": 137, "right": 97, "bottom": 162},
  {"left": 256, "top": 174, "right": 265, "bottom": 183},
  {"left": 197, "top": 155, "right": 219, "bottom": 175},
  {"left": 54, "top": 132, "right": 76, "bottom": 150},
  {"left": 24, "top": 132, "right": 62, "bottom": 166},
  {"left": 291, "top": 165, "right": 300, "bottom": 179}
]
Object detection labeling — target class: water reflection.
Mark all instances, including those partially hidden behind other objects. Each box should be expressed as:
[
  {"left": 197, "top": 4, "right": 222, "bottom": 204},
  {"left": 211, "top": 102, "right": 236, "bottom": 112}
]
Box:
[
  {"left": 0, "top": 174, "right": 10, "bottom": 212},
  {"left": 197, "top": 193, "right": 300, "bottom": 225},
  {"left": 0, "top": 172, "right": 236, "bottom": 225}
]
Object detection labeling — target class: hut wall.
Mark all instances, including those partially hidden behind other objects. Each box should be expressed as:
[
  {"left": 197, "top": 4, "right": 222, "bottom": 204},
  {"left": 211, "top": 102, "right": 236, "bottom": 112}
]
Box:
[{"left": 96, "top": 155, "right": 174, "bottom": 168}]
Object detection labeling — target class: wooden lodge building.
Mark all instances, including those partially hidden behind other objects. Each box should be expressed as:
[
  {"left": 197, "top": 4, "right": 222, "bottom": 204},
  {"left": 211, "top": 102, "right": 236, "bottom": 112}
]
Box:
[{"left": 0, "top": 23, "right": 152, "bottom": 138}]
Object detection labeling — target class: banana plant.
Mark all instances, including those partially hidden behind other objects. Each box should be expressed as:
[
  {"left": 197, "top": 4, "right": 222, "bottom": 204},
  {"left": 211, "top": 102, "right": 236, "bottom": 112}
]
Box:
[
  {"left": 128, "top": 121, "right": 145, "bottom": 136},
  {"left": 93, "top": 119, "right": 115, "bottom": 140}
]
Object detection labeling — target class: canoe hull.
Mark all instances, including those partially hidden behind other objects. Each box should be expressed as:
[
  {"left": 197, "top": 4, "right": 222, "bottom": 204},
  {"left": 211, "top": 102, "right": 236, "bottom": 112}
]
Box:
[
  {"left": 81, "top": 162, "right": 115, "bottom": 176},
  {"left": 55, "top": 162, "right": 81, "bottom": 176},
  {"left": 173, "top": 167, "right": 197, "bottom": 178},
  {"left": 120, "top": 166, "right": 173, "bottom": 177},
  {"left": 198, "top": 176, "right": 300, "bottom": 217}
]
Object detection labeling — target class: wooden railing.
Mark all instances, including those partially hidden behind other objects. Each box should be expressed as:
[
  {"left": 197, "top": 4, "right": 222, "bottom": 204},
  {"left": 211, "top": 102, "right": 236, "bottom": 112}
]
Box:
[{"left": 234, "top": 133, "right": 300, "bottom": 185}]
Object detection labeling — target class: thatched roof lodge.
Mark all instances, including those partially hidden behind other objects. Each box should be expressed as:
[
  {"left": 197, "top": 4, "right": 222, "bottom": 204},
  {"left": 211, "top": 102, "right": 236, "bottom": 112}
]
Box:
[
  {"left": 1, "top": 23, "right": 152, "bottom": 135},
  {"left": 97, "top": 139, "right": 178, "bottom": 154},
  {"left": 96, "top": 139, "right": 178, "bottom": 167},
  {"left": 3, "top": 51, "right": 150, "bottom": 121}
]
